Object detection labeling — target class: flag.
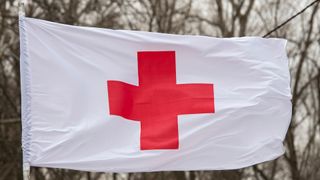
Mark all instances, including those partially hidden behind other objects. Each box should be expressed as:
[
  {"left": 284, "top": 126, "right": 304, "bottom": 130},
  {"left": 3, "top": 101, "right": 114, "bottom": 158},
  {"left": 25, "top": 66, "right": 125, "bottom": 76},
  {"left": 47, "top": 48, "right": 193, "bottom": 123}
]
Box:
[{"left": 19, "top": 16, "right": 292, "bottom": 172}]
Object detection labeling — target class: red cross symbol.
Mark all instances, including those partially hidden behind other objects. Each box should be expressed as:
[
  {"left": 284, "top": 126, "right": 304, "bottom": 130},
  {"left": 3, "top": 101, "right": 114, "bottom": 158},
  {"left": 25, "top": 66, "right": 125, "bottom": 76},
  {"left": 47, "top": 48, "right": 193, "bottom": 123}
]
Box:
[{"left": 107, "top": 51, "right": 214, "bottom": 150}]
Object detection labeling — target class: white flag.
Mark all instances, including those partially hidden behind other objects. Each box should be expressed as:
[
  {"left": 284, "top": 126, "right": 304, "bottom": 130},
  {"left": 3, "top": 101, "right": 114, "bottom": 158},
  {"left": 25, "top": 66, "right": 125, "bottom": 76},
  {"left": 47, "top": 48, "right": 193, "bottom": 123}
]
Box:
[{"left": 19, "top": 16, "right": 291, "bottom": 172}]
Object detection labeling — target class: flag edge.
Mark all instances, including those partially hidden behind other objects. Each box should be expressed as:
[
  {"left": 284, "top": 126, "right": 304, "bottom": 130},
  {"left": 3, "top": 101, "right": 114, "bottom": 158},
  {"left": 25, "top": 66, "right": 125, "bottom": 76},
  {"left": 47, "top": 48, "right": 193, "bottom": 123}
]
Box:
[{"left": 19, "top": 15, "right": 32, "bottom": 166}]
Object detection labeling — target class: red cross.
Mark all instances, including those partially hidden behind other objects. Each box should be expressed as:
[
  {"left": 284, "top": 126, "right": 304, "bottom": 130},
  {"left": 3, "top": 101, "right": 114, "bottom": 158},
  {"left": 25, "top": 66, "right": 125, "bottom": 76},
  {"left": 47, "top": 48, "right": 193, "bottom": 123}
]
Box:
[{"left": 107, "top": 51, "right": 214, "bottom": 150}]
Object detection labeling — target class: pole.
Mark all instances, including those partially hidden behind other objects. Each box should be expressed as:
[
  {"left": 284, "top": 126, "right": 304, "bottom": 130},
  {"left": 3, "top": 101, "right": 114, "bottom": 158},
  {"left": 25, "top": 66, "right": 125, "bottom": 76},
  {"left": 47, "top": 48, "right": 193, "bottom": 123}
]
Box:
[
  {"left": 23, "top": 163, "right": 30, "bottom": 180},
  {"left": 19, "top": 1, "right": 29, "bottom": 179},
  {"left": 18, "top": 0, "right": 26, "bottom": 16}
]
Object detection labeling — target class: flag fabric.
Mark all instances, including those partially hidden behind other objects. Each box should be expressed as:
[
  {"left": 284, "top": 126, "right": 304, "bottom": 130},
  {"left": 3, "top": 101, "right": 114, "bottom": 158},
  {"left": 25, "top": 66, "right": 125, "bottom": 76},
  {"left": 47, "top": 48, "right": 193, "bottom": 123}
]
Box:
[{"left": 19, "top": 16, "right": 292, "bottom": 172}]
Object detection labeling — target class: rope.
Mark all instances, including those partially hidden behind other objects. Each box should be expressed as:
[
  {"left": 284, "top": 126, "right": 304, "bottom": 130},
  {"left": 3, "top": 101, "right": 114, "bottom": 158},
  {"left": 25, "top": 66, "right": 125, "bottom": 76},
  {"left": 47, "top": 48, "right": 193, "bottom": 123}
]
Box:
[{"left": 263, "top": 0, "right": 320, "bottom": 37}]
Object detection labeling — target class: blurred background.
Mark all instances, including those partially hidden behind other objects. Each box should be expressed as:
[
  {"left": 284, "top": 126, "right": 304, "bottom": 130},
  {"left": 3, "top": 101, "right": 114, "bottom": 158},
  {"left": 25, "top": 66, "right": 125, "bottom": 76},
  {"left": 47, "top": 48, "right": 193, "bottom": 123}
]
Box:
[{"left": 0, "top": 0, "right": 319, "bottom": 179}]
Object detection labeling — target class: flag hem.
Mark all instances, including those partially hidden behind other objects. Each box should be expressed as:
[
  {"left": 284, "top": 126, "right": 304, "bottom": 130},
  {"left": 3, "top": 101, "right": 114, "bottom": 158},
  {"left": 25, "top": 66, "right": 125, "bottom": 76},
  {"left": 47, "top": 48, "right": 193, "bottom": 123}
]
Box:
[{"left": 19, "top": 15, "right": 32, "bottom": 165}]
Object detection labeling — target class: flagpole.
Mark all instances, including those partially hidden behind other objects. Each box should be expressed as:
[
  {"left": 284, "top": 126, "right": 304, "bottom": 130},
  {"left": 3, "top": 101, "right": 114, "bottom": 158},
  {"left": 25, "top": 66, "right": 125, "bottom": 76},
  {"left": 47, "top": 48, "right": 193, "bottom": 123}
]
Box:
[
  {"left": 19, "top": 0, "right": 30, "bottom": 179},
  {"left": 18, "top": 0, "right": 26, "bottom": 16},
  {"left": 23, "top": 163, "right": 30, "bottom": 180}
]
